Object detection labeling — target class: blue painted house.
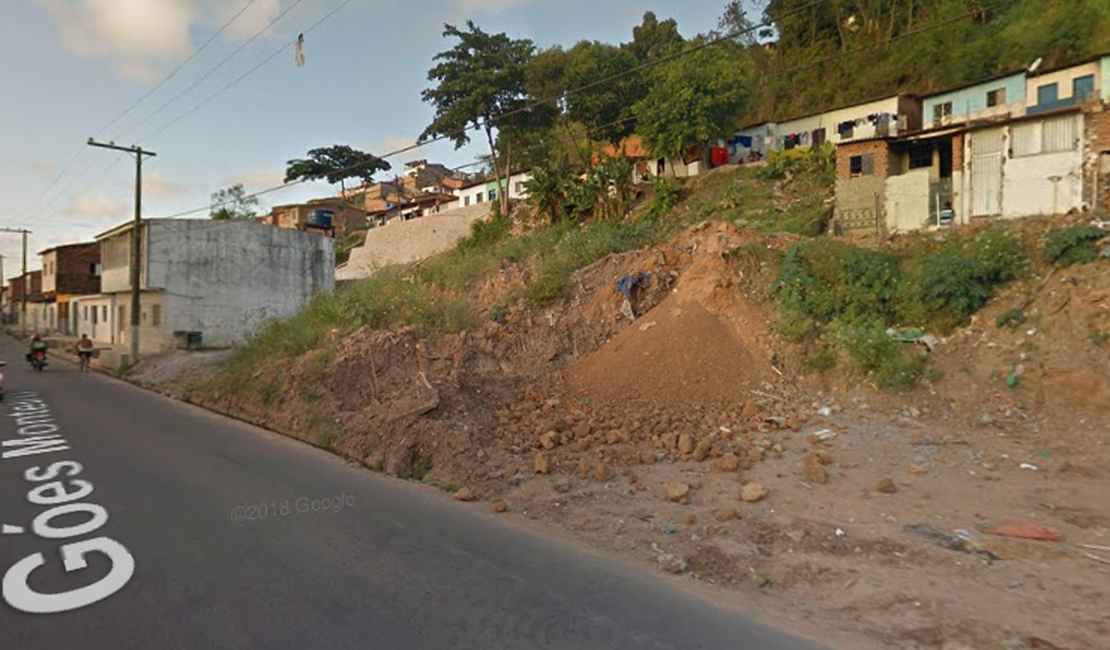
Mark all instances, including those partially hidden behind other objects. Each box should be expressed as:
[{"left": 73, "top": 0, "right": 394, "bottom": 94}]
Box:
[{"left": 922, "top": 72, "right": 1027, "bottom": 128}]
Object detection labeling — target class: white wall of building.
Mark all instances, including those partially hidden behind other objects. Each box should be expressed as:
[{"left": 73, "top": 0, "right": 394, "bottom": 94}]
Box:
[
  {"left": 885, "top": 170, "right": 933, "bottom": 232},
  {"left": 97, "top": 219, "right": 334, "bottom": 350},
  {"left": 776, "top": 96, "right": 905, "bottom": 150}
]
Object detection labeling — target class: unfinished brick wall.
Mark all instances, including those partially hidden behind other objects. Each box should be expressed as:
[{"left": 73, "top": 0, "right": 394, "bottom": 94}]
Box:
[
  {"left": 835, "top": 140, "right": 893, "bottom": 180},
  {"left": 55, "top": 243, "right": 100, "bottom": 295},
  {"left": 1086, "top": 106, "right": 1110, "bottom": 213},
  {"left": 952, "top": 134, "right": 965, "bottom": 172}
]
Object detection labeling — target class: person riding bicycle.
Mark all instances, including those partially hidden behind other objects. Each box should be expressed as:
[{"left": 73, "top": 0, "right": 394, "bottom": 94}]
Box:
[{"left": 76, "top": 334, "right": 94, "bottom": 372}]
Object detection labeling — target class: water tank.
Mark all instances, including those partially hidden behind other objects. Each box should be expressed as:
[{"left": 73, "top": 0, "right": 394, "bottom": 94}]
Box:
[{"left": 307, "top": 209, "right": 334, "bottom": 229}]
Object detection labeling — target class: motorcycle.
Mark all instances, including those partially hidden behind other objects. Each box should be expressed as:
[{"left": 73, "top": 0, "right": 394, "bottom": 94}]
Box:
[{"left": 29, "top": 349, "right": 48, "bottom": 372}]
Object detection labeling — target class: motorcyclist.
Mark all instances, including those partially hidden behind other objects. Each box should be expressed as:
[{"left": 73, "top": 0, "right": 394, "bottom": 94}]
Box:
[{"left": 27, "top": 334, "right": 48, "bottom": 364}]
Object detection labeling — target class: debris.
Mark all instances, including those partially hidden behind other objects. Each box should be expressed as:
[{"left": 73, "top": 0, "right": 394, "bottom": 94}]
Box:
[
  {"left": 904, "top": 523, "right": 1001, "bottom": 562},
  {"left": 876, "top": 477, "right": 898, "bottom": 494},
  {"left": 453, "top": 487, "right": 476, "bottom": 502},
  {"left": 665, "top": 483, "right": 691, "bottom": 503},
  {"left": 786, "top": 530, "right": 807, "bottom": 544},
  {"left": 594, "top": 463, "right": 612, "bottom": 482},
  {"left": 835, "top": 528, "right": 846, "bottom": 538},
  {"left": 766, "top": 416, "right": 788, "bottom": 428},
  {"left": 908, "top": 463, "right": 929, "bottom": 476},
  {"left": 981, "top": 521, "right": 1065, "bottom": 542},
  {"left": 811, "top": 429, "right": 837, "bottom": 442},
  {"left": 539, "top": 431, "right": 558, "bottom": 450},
  {"left": 615, "top": 272, "right": 651, "bottom": 301},
  {"left": 1078, "top": 543, "right": 1110, "bottom": 552},
  {"left": 805, "top": 451, "right": 830, "bottom": 484},
  {"left": 741, "top": 483, "right": 767, "bottom": 503},
  {"left": 490, "top": 501, "right": 508, "bottom": 513},
  {"left": 656, "top": 553, "right": 688, "bottom": 574},
  {"left": 1033, "top": 450, "right": 1052, "bottom": 459},
  {"left": 534, "top": 452, "right": 551, "bottom": 475},
  {"left": 552, "top": 477, "right": 571, "bottom": 493},
  {"left": 712, "top": 453, "right": 740, "bottom": 473},
  {"left": 638, "top": 321, "right": 658, "bottom": 332},
  {"left": 1019, "top": 463, "right": 1038, "bottom": 471},
  {"left": 817, "top": 406, "right": 833, "bottom": 417},
  {"left": 1082, "top": 552, "right": 1110, "bottom": 566},
  {"left": 683, "top": 512, "right": 697, "bottom": 526},
  {"left": 662, "top": 522, "right": 678, "bottom": 535},
  {"left": 714, "top": 508, "right": 739, "bottom": 522}
]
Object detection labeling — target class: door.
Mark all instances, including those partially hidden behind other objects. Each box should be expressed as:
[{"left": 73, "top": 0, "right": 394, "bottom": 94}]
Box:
[{"left": 970, "top": 128, "right": 1004, "bottom": 217}]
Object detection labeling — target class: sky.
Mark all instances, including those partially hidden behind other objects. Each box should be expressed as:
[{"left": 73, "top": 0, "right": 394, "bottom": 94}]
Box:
[{"left": 0, "top": 0, "right": 733, "bottom": 275}]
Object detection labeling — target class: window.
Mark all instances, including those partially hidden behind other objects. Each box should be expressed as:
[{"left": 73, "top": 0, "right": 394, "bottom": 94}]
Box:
[
  {"left": 90, "top": 263, "right": 102, "bottom": 276},
  {"left": 152, "top": 305, "right": 162, "bottom": 327},
  {"left": 933, "top": 102, "right": 953, "bottom": 125},
  {"left": 1037, "top": 83, "right": 1059, "bottom": 106},
  {"left": 464, "top": 195, "right": 470, "bottom": 207},
  {"left": 92, "top": 306, "right": 98, "bottom": 325},
  {"left": 476, "top": 193, "right": 484, "bottom": 203},
  {"left": 908, "top": 143, "right": 934, "bottom": 170},
  {"left": 986, "top": 88, "right": 1007, "bottom": 107},
  {"left": 1011, "top": 115, "right": 1078, "bottom": 157},
  {"left": 849, "top": 154, "right": 874, "bottom": 177},
  {"left": 83, "top": 306, "right": 89, "bottom": 321},
  {"left": 1074, "top": 75, "right": 1096, "bottom": 101},
  {"left": 102, "top": 306, "right": 107, "bottom": 322},
  {"left": 514, "top": 182, "right": 523, "bottom": 194},
  {"left": 488, "top": 188, "right": 498, "bottom": 201}
]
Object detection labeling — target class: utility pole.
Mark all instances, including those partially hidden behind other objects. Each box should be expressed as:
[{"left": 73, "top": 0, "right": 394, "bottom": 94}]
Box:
[
  {"left": 0, "top": 228, "right": 31, "bottom": 338},
  {"left": 87, "top": 139, "right": 157, "bottom": 365}
]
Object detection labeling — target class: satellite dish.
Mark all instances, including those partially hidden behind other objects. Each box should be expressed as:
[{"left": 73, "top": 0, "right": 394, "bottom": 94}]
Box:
[{"left": 1029, "top": 58, "right": 1043, "bottom": 74}]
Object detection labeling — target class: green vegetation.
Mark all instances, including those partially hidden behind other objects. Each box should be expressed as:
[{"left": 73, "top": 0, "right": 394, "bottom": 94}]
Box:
[
  {"left": 1044, "top": 227, "right": 1107, "bottom": 268},
  {"left": 996, "top": 309, "right": 1027, "bottom": 330},
  {"left": 400, "top": 455, "right": 433, "bottom": 481},
  {"left": 774, "top": 226, "right": 1029, "bottom": 387},
  {"left": 310, "top": 416, "right": 344, "bottom": 450}
]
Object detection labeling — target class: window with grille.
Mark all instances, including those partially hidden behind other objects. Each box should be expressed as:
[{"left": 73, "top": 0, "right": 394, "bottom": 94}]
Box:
[
  {"left": 986, "top": 88, "right": 1006, "bottom": 107},
  {"left": 933, "top": 102, "right": 953, "bottom": 125},
  {"left": 850, "top": 154, "right": 874, "bottom": 177}
]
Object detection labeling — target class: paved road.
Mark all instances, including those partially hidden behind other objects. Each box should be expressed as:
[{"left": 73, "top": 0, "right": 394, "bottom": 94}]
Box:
[{"left": 0, "top": 337, "right": 828, "bottom": 650}]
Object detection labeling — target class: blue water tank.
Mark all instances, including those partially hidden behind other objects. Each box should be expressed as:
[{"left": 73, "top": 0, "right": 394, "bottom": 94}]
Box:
[{"left": 308, "top": 209, "right": 334, "bottom": 229}]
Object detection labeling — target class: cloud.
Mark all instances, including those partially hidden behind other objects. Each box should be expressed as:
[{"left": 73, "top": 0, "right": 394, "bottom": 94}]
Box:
[
  {"left": 209, "top": 0, "right": 283, "bottom": 41},
  {"left": 447, "top": 0, "right": 538, "bottom": 13},
  {"left": 38, "top": 0, "right": 195, "bottom": 80},
  {"left": 71, "top": 190, "right": 128, "bottom": 218},
  {"left": 142, "top": 172, "right": 185, "bottom": 199},
  {"left": 224, "top": 169, "right": 285, "bottom": 190},
  {"left": 15, "top": 159, "right": 58, "bottom": 180}
]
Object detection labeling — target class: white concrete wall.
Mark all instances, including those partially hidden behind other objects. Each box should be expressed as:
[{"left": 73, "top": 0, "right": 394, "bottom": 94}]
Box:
[
  {"left": 885, "top": 170, "right": 933, "bottom": 232},
  {"left": 138, "top": 220, "right": 333, "bottom": 349},
  {"left": 776, "top": 97, "right": 903, "bottom": 149},
  {"left": 72, "top": 295, "right": 116, "bottom": 345},
  {"left": 337, "top": 203, "right": 492, "bottom": 281},
  {"left": 1002, "top": 150, "right": 1084, "bottom": 218}
]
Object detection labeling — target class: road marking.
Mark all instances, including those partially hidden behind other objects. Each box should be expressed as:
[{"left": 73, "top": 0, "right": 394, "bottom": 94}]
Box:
[{"left": 2, "top": 524, "right": 24, "bottom": 535}]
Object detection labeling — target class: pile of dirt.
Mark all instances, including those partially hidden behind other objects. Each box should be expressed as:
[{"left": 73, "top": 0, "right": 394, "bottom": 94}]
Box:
[{"left": 564, "top": 295, "right": 767, "bottom": 411}]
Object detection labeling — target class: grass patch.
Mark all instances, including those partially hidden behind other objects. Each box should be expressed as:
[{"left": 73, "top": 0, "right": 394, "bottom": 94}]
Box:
[
  {"left": 1044, "top": 227, "right": 1106, "bottom": 267},
  {"left": 309, "top": 416, "right": 343, "bottom": 450},
  {"left": 259, "top": 380, "right": 280, "bottom": 405},
  {"left": 774, "top": 225, "right": 1029, "bottom": 387},
  {"left": 399, "top": 454, "right": 433, "bottom": 481}
]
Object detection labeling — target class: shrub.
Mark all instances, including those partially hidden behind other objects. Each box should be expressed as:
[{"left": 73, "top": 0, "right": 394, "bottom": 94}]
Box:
[
  {"left": 1044, "top": 227, "right": 1106, "bottom": 267},
  {"left": 647, "top": 176, "right": 683, "bottom": 217},
  {"left": 966, "top": 226, "right": 1028, "bottom": 282},
  {"left": 836, "top": 322, "right": 929, "bottom": 389}
]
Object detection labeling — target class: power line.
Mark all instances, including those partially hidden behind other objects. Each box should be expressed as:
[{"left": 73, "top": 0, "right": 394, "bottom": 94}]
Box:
[
  {"left": 113, "top": 0, "right": 309, "bottom": 142},
  {"left": 144, "top": 0, "right": 362, "bottom": 142},
  {"left": 164, "top": 1, "right": 822, "bottom": 218},
  {"left": 11, "top": 1, "right": 264, "bottom": 222},
  {"left": 98, "top": 0, "right": 264, "bottom": 138}
]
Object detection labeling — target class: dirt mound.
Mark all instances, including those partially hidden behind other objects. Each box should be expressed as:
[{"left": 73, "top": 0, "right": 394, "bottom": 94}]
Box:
[{"left": 565, "top": 295, "right": 766, "bottom": 411}]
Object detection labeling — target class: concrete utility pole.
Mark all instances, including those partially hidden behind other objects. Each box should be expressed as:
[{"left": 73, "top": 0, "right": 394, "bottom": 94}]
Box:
[
  {"left": 87, "top": 139, "right": 157, "bottom": 365},
  {"left": 0, "top": 228, "right": 31, "bottom": 338}
]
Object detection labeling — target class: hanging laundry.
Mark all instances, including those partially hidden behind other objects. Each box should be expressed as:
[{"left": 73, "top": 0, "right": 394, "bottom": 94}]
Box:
[
  {"left": 754, "top": 135, "right": 764, "bottom": 151},
  {"left": 295, "top": 33, "right": 306, "bottom": 67},
  {"left": 737, "top": 135, "right": 753, "bottom": 148},
  {"left": 800, "top": 132, "right": 811, "bottom": 146}
]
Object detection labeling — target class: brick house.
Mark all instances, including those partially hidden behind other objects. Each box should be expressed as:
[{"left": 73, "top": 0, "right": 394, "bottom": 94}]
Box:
[
  {"left": 5, "top": 270, "right": 45, "bottom": 331},
  {"left": 40, "top": 242, "right": 101, "bottom": 335},
  {"left": 259, "top": 198, "right": 368, "bottom": 238}
]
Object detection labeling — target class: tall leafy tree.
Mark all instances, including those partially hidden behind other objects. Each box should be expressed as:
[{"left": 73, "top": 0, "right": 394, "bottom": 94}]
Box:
[
  {"left": 210, "top": 183, "right": 259, "bottom": 220},
  {"left": 284, "top": 145, "right": 391, "bottom": 196},
  {"left": 626, "top": 11, "right": 685, "bottom": 62},
  {"left": 420, "top": 21, "right": 535, "bottom": 213},
  {"left": 632, "top": 40, "right": 751, "bottom": 161},
  {"left": 562, "top": 41, "right": 640, "bottom": 144}
]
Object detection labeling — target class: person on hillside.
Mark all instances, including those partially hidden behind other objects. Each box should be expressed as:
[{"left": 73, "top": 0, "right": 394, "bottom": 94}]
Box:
[{"left": 76, "top": 334, "right": 94, "bottom": 373}]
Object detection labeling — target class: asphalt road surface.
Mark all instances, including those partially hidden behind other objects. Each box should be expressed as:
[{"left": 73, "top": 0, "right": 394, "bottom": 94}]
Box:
[{"left": 0, "top": 337, "right": 829, "bottom": 650}]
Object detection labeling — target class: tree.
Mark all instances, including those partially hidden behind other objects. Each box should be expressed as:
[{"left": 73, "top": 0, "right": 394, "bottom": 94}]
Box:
[
  {"left": 210, "top": 183, "right": 259, "bottom": 220},
  {"left": 632, "top": 40, "right": 751, "bottom": 161},
  {"left": 284, "top": 145, "right": 391, "bottom": 196},
  {"left": 562, "top": 41, "right": 640, "bottom": 144},
  {"left": 420, "top": 21, "right": 535, "bottom": 214},
  {"left": 626, "top": 11, "right": 685, "bottom": 62}
]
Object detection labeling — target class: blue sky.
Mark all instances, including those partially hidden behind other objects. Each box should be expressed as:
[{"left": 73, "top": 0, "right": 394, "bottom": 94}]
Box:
[{"left": 0, "top": 0, "right": 732, "bottom": 272}]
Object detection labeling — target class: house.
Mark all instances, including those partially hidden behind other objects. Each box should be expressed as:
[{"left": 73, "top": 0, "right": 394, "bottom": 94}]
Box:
[
  {"left": 1026, "top": 56, "right": 1105, "bottom": 116},
  {"left": 39, "top": 242, "right": 101, "bottom": 336},
  {"left": 454, "top": 170, "right": 533, "bottom": 208},
  {"left": 259, "top": 198, "right": 367, "bottom": 237},
  {"left": 5, "top": 271, "right": 46, "bottom": 333},
  {"left": 70, "top": 294, "right": 116, "bottom": 346},
  {"left": 922, "top": 71, "right": 1028, "bottom": 128},
  {"left": 773, "top": 94, "right": 923, "bottom": 152},
  {"left": 726, "top": 123, "right": 777, "bottom": 164},
  {"left": 95, "top": 219, "right": 334, "bottom": 363}
]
